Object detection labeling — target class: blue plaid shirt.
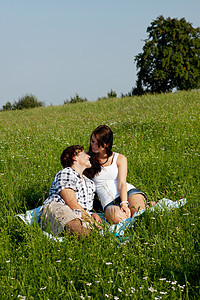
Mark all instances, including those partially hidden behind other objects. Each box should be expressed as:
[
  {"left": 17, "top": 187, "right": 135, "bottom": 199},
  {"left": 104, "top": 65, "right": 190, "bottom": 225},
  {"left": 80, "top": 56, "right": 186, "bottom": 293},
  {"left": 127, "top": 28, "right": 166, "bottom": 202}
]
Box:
[{"left": 43, "top": 167, "right": 95, "bottom": 213}]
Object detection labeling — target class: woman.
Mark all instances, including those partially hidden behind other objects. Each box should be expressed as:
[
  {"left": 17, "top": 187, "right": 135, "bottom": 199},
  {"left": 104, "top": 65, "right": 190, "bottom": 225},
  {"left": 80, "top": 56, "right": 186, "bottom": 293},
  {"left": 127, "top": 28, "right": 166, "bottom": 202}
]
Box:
[{"left": 84, "top": 125, "right": 155, "bottom": 224}]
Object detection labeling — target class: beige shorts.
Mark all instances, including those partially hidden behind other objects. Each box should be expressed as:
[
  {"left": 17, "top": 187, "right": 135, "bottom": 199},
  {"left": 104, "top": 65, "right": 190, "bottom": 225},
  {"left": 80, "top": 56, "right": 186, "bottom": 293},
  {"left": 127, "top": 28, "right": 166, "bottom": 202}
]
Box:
[{"left": 41, "top": 201, "right": 89, "bottom": 236}]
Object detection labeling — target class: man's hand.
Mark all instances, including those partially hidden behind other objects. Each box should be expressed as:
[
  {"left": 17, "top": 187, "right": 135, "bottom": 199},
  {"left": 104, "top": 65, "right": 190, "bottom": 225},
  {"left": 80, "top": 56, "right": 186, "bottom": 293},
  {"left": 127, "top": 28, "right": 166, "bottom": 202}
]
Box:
[
  {"left": 91, "top": 213, "right": 102, "bottom": 224},
  {"left": 91, "top": 213, "right": 103, "bottom": 229}
]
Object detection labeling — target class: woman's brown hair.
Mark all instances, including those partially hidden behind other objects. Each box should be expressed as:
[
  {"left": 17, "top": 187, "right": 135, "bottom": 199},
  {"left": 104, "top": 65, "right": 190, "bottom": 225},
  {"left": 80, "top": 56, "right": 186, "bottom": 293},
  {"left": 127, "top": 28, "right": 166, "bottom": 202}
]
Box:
[{"left": 84, "top": 125, "right": 113, "bottom": 179}]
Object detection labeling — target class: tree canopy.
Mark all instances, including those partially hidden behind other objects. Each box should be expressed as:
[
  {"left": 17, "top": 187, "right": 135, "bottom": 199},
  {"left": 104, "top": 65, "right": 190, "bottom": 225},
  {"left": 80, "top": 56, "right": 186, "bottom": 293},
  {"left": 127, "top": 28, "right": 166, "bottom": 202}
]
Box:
[
  {"left": 1, "top": 94, "right": 44, "bottom": 111},
  {"left": 64, "top": 93, "right": 88, "bottom": 104},
  {"left": 134, "top": 15, "right": 200, "bottom": 94}
]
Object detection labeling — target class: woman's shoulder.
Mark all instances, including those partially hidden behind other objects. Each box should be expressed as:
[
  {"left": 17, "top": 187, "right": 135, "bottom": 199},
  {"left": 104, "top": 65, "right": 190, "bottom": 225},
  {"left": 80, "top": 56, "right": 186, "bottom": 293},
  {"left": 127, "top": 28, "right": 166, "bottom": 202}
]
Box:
[{"left": 116, "top": 153, "right": 127, "bottom": 165}]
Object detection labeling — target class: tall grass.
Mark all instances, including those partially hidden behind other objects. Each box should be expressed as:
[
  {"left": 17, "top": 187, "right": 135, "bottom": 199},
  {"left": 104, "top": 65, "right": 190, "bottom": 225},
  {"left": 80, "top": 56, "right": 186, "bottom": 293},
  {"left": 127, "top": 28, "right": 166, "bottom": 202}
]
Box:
[{"left": 0, "top": 90, "right": 199, "bottom": 299}]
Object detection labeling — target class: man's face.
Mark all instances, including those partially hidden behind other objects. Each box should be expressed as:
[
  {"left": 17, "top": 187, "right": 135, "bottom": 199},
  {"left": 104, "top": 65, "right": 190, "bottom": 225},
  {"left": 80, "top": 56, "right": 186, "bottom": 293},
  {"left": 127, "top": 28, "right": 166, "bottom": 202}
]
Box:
[{"left": 76, "top": 151, "right": 91, "bottom": 168}]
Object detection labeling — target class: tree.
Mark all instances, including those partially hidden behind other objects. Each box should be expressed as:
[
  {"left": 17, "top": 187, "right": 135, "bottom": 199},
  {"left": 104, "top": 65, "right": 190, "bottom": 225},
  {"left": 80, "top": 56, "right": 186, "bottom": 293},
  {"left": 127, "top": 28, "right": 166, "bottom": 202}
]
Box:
[
  {"left": 134, "top": 16, "right": 200, "bottom": 94},
  {"left": 2, "top": 101, "right": 13, "bottom": 111},
  {"left": 107, "top": 89, "right": 117, "bottom": 98},
  {"left": 13, "top": 94, "right": 44, "bottom": 110},
  {"left": 64, "top": 93, "right": 88, "bottom": 104},
  {"left": 1, "top": 94, "right": 44, "bottom": 111},
  {"left": 97, "top": 89, "right": 117, "bottom": 100}
]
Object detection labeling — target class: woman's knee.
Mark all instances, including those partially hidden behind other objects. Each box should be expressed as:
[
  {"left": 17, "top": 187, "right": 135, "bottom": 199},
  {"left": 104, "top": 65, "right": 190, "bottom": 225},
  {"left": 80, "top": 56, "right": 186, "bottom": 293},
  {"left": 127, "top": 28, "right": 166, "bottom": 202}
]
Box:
[
  {"left": 128, "top": 194, "right": 146, "bottom": 212},
  {"left": 105, "top": 205, "right": 127, "bottom": 224}
]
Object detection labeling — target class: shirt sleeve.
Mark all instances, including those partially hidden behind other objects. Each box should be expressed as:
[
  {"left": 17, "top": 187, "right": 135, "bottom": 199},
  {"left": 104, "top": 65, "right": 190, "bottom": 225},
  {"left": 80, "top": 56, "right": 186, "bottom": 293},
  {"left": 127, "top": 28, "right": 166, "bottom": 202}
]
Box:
[{"left": 54, "top": 168, "right": 77, "bottom": 194}]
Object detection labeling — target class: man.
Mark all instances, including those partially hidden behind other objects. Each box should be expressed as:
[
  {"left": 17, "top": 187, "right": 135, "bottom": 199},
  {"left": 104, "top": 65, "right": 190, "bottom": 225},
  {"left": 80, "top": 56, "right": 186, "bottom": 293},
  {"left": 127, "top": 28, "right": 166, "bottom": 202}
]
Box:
[{"left": 41, "top": 145, "right": 102, "bottom": 237}]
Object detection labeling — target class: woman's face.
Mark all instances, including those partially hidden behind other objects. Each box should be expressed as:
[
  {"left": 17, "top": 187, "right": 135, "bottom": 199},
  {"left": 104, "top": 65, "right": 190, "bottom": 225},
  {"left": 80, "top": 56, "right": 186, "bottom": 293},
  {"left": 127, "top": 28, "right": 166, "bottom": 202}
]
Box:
[{"left": 90, "top": 134, "right": 105, "bottom": 153}]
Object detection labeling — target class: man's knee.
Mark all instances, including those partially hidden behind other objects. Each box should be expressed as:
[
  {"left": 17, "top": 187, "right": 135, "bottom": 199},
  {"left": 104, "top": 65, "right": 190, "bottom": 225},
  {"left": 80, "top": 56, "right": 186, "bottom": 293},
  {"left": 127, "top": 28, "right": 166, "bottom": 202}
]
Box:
[{"left": 66, "top": 219, "right": 91, "bottom": 237}]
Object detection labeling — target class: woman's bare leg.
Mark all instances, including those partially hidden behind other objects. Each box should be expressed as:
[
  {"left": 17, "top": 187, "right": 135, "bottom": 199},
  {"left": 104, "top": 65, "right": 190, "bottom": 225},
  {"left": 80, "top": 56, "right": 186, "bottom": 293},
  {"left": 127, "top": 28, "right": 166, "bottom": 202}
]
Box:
[
  {"left": 105, "top": 205, "right": 127, "bottom": 224},
  {"left": 128, "top": 194, "right": 147, "bottom": 216}
]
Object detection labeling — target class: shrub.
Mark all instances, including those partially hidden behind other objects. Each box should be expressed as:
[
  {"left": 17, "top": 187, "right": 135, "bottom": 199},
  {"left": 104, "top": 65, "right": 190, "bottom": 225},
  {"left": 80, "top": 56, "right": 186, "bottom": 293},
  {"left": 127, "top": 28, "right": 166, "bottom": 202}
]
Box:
[
  {"left": 1, "top": 94, "right": 44, "bottom": 111},
  {"left": 107, "top": 89, "right": 117, "bottom": 98},
  {"left": 1, "top": 101, "right": 13, "bottom": 111},
  {"left": 13, "top": 94, "right": 44, "bottom": 110},
  {"left": 64, "top": 93, "right": 88, "bottom": 104},
  {"left": 97, "top": 89, "right": 117, "bottom": 101}
]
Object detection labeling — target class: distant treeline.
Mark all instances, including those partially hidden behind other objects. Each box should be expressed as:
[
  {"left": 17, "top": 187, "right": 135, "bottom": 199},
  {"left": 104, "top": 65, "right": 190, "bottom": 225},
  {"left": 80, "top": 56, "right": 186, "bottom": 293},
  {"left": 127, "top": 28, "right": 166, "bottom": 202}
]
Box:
[{"left": 1, "top": 89, "right": 119, "bottom": 111}]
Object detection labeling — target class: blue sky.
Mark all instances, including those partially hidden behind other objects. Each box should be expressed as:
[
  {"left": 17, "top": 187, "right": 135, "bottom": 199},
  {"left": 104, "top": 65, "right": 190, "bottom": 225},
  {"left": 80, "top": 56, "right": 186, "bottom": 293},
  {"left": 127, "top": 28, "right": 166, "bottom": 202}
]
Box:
[{"left": 1, "top": 0, "right": 199, "bottom": 107}]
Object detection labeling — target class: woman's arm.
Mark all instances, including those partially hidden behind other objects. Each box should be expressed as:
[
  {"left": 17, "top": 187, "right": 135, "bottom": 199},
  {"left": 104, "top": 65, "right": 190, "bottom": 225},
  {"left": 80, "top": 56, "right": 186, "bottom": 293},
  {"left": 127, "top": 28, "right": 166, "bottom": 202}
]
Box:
[{"left": 117, "top": 154, "right": 131, "bottom": 218}]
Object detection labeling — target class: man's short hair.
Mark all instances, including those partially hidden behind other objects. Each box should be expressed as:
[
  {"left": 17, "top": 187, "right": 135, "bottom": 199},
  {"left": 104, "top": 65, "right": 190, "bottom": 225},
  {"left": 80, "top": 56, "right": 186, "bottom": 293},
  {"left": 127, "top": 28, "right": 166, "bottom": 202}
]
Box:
[{"left": 60, "top": 145, "right": 84, "bottom": 168}]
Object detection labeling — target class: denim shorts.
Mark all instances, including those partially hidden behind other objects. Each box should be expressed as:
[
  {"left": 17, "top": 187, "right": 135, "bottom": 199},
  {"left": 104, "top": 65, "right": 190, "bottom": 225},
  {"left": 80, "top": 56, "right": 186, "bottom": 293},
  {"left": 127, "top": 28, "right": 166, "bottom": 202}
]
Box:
[{"left": 104, "top": 188, "right": 147, "bottom": 212}]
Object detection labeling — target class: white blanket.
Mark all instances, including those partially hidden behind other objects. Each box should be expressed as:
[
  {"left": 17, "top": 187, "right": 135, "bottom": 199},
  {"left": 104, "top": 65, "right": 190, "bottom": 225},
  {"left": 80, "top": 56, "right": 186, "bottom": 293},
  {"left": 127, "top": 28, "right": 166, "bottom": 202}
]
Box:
[{"left": 17, "top": 198, "right": 187, "bottom": 242}]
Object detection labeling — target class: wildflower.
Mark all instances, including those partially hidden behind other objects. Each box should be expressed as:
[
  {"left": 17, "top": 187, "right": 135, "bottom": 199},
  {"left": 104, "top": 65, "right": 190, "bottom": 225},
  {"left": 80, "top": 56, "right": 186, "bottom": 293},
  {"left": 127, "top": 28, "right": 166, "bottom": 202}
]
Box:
[
  {"left": 159, "top": 278, "right": 166, "bottom": 281},
  {"left": 148, "top": 287, "right": 157, "bottom": 292},
  {"left": 160, "top": 291, "right": 167, "bottom": 294},
  {"left": 56, "top": 260, "right": 61, "bottom": 262},
  {"left": 17, "top": 296, "right": 26, "bottom": 300},
  {"left": 171, "top": 281, "right": 177, "bottom": 285},
  {"left": 178, "top": 284, "right": 185, "bottom": 289},
  {"left": 40, "top": 286, "right": 47, "bottom": 290},
  {"left": 105, "top": 262, "right": 112, "bottom": 265},
  {"left": 86, "top": 283, "right": 92, "bottom": 286},
  {"left": 69, "top": 257, "right": 72, "bottom": 261},
  {"left": 114, "top": 297, "right": 119, "bottom": 300},
  {"left": 6, "top": 260, "right": 10, "bottom": 263},
  {"left": 105, "top": 294, "right": 109, "bottom": 298},
  {"left": 118, "top": 288, "right": 122, "bottom": 292},
  {"left": 143, "top": 277, "right": 148, "bottom": 280}
]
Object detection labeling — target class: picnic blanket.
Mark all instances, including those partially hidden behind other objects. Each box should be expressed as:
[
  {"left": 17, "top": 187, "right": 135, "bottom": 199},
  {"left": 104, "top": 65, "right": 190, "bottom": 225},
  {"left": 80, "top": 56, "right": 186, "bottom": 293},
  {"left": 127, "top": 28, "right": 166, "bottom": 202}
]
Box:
[{"left": 17, "top": 198, "right": 187, "bottom": 242}]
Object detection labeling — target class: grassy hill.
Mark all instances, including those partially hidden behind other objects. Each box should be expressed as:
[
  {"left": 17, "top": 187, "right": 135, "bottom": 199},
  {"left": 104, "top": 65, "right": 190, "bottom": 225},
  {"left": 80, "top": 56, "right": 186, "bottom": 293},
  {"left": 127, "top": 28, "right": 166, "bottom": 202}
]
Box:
[{"left": 0, "top": 90, "right": 199, "bottom": 299}]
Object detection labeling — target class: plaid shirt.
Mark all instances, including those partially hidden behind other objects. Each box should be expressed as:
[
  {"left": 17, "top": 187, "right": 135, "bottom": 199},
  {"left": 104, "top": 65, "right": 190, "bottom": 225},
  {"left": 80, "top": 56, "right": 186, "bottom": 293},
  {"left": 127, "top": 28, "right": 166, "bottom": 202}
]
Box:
[{"left": 43, "top": 167, "right": 95, "bottom": 213}]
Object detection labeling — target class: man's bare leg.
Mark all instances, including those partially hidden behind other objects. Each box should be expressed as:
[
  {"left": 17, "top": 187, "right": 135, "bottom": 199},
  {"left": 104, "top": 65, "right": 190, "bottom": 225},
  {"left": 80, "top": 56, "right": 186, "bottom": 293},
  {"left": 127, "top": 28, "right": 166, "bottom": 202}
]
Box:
[{"left": 66, "top": 219, "right": 91, "bottom": 238}]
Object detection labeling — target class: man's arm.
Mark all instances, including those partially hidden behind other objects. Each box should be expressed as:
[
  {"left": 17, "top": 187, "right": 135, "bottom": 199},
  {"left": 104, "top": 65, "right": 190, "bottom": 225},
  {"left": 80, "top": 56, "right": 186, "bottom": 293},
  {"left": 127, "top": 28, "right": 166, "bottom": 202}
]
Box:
[
  {"left": 60, "top": 188, "right": 90, "bottom": 219},
  {"left": 60, "top": 188, "right": 102, "bottom": 227}
]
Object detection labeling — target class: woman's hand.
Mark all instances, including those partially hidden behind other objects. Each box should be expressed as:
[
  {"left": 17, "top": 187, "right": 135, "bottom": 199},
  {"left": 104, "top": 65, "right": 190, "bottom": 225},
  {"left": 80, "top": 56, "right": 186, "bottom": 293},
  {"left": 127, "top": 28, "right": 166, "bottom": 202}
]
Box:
[{"left": 120, "top": 204, "right": 131, "bottom": 218}]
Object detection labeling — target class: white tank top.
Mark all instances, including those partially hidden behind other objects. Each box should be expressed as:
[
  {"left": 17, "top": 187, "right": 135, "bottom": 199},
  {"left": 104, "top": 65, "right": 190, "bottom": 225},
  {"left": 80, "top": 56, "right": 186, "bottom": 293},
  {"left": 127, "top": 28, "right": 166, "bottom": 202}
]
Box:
[{"left": 93, "top": 152, "right": 135, "bottom": 209}]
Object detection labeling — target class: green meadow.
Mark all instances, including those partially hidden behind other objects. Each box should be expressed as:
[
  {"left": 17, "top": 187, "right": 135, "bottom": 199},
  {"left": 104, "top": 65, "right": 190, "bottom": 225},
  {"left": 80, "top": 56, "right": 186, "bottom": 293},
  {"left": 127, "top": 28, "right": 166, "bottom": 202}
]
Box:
[{"left": 0, "top": 90, "right": 199, "bottom": 299}]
